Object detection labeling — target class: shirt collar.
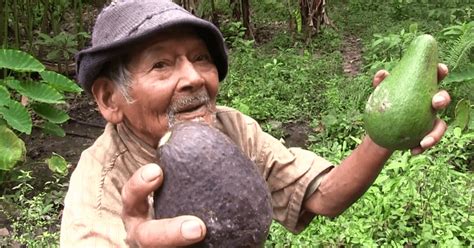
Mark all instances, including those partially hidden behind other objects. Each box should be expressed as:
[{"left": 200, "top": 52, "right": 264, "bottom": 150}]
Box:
[{"left": 116, "top": 123, "right": 157, "bottom": 165}]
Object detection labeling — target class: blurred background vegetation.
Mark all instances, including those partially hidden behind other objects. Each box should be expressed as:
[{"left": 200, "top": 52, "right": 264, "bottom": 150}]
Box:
[{"left": 0, "top": 0, "right": 472, "bottom": 247}]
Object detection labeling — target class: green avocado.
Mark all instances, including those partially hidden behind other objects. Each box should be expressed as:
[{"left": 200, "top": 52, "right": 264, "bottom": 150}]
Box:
[
  {"left": 154, "top": 122, "right": 273, "bottom": 248},
  {"left": 364, "top": 34, "right": 439, "bottom": 150}
]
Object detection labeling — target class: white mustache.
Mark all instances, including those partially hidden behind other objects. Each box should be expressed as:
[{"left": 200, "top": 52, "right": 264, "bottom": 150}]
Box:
[{"left": 167, "top": 89, "right": 213, "bottom": 127}]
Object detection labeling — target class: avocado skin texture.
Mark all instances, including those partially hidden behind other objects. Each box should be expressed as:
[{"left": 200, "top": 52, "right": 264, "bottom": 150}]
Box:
[
  {"left": 154, "top": 122, "right": 273, "bottom": 248},
  {"left": 364, "top": 34, "right": 439, "bottom": 150}
]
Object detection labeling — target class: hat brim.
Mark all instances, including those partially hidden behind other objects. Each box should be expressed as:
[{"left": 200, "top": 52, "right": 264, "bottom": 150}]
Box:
[{"left": 76, "top": 13, "right": 227, "bottom": 94}]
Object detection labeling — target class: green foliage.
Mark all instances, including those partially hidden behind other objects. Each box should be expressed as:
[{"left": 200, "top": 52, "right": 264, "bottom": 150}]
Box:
[
  {"left": 0, "top": 48, "right": 81, "bottom": 181},
  {"left": 34, "top": 31, "right": 90, "bottom": 73},
  {"left": 364, "top": 24, "right": 419, "bottom": 72},
  {"left": 45, "top": 153, "right": 69, "bottom": 176},
  {"left": 269, "top": 128, "right": 473, "bottom": 247},
  {"left": 0, "top": 170, "right": 67, "bottom": 247},
  {"left": 452, "top": 99, "right": 471, "bottom": 130},
  {"left": 219, "top": 41, "right": 342, "bottom": 124},
  {"left": 441, "top": 21, "right": 474, "bottom": 72},
  {"left": 0, "top": 125, "right": 26, "bottom": 171},
  {"left": 221, "top": 21, "right": 255, "bottom": 50}
]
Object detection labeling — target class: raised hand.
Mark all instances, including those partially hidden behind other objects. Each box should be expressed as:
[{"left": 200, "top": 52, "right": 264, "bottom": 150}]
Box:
[
  {"left": 121, "top": 163, "right": 206, "bottom": 247},
  {"left": 371, "top": 63, "right": 451, "bottom": 155}
]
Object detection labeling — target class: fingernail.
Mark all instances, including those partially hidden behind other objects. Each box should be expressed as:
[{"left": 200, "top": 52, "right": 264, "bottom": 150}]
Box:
[
  {"left": 141, "top": 165, "right": 161, "bottom": 182},
  {"left": 181, "top": 220, "right": 203, "bottom": 240},
  {"left": 440, "top": 63, "right": 448, "bottom": 72},
  {"left": 433, "top": 95, "right": 445, "bottom": 105},
  {"left": 420, "top": 136, "right": 435, "bottom": 148}
]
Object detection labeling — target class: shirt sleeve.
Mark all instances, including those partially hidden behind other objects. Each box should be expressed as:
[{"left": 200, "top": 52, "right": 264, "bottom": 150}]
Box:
[
  {"left": 257, "top": 132, "right": 333, "bottom": 234},
  {"left": 216, "top": 108, "right": 334, "bottom": 234}
]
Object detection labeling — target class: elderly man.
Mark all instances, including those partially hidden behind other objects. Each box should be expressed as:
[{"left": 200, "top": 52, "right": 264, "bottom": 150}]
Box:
[{"left": 60, "top": 0, "right": 451, "bottom": 247}]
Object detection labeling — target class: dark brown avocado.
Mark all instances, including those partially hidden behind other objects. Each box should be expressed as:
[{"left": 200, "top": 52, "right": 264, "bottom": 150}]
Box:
[{"left": 153, "top": 122, "right": 273, "bottom": 248}]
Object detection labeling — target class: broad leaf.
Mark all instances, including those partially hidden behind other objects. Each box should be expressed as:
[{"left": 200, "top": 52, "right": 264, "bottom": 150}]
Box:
[
  {"left": 31, "top": 103, "right": 69, "bottom": 124},
  {"left": 0, "top": 125, "right": 26, "bottom": 171},
  {"left": 443, "top": 66, "right": 474, "bottom": 84},
  {"left": 41, "top": 121, "right": 65, "bottom": 137},
  {"left": 6, "top": 80, "right": 64, "bottom": 104},
  {"left": 45, "top": 153, "right": 68, "bottom": 175},
  {"left": 0, "top": 100, "right": 32, "bottom": 134},
  {"left": 40, "top": 70, "right": 82, "bottom": 93},
  {"left": 0, "top": 49, "right": 45, "bottom": 72},
  {"left": 0, "top": 85, "right": 10, "bottom": 106},
  {"left": 3, "top": 79, "right": 21, "bottom": 91},
  {"left": 452, "top": 99, "right": 470, "bottom": 130}
]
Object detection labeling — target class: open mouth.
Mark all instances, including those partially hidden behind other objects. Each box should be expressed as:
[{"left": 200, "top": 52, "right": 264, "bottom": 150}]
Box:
[
  {"left": 168, "top": 90, "right": 213, "bottom": 125},
  {"left": 171, "top": 103, "right": 208, "bottom": 123},
  {"left": 177, "top": 102, "right": 205, "bottom": 114}
]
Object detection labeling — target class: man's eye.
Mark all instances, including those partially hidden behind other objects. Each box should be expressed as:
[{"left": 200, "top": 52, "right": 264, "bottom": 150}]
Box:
[
  {"left": 195, "top": 54, "right": 211, "bottom": 62},
  {"left": 152, "top": 62, "right": 167, "bottom": 69}
]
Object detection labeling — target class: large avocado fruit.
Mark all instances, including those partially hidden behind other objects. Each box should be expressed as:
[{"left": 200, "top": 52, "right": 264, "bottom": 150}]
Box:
[
  {"left": 364, "top": 34, "right": 439, "bottom": 150},
  {"left": 153, "top": 122, "right": 273, "bottom": 248}
]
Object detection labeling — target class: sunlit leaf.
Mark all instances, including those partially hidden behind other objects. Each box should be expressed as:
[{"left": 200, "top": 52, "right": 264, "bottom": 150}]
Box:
[
  {"left": 0, "top": 125, "right": 26, "bottom": 171},
  {"left": 0, "top": 85, "right": 10, "bottom": 106},
  {"left": 0, "top": 49, "right": 45, "bottom": 72},
  {"left": 453, "top": 127, "right": 462, "bottom": 138},
  {"left": 31, "top": 103, "right": 69, "bottom": 124},
  {"left": 39, "top": 70, "right": 82, "bottom": 93},
  {"left": 0, "top": 100, "right": 32, "bottom": 134},
  {"left": 45, "top": 153, "right": 68, "bottom": 175},
  {"left": 443, "top": 66, "right": 474, "bottom": 84},
  {"left": 452, "top": 99, "right": 470, "bottom": 130},
  {"left": 40, "top": 121, "right": 65, "bottom": 137},
  {"left": 6, "top": 80, "right": 64, "bottom": 104}
]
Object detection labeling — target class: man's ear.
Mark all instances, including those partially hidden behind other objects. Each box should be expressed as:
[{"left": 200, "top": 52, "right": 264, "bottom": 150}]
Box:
[{"left": 91, "top": 77, "right": 125, "bottom": 124}]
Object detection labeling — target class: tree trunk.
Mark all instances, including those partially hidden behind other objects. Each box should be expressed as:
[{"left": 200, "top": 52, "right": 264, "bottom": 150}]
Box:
[
  {"left": 174, "top": 0, "right": 198, "bottom": 14},
  {"left": 209, "top": 0, "right": 219, "bottom": 26},
  {"left": 0, "top": 0, "right": 6, "bottom": 47},
  {"left": 229, "top": 0, "right": 241, "bottom": 21},
  {"left": 241, "top": 0, "right": 253, "bottom": 39},
  {"left": 299, "top": 0, "right": 334, "bottom": 38}
]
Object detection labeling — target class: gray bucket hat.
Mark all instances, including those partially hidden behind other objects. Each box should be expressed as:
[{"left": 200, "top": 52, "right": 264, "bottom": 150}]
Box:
[{"left": 76, "top": 0, "right": 228, "bottom": 94}]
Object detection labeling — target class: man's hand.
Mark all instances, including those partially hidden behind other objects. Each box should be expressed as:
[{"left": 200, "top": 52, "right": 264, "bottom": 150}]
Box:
[
  {"left": 121, "top": 163, "right": 206, "bottom": 247},
  {"left": 372, "top": 63, "right": 451, "bottom": 154}
]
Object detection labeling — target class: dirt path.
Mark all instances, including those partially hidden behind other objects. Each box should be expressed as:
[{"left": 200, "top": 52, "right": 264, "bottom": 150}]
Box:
[{"left": 341, "top": 34, "right": 363, "bottom": 76}]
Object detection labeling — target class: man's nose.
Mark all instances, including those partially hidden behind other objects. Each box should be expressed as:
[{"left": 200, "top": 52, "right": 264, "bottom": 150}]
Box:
[{"left": 176, "top": 59, "right": 204, "bottom": 92}]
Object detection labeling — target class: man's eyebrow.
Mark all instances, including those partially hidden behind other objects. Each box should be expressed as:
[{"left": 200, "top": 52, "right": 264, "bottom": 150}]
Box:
[{"left": 143, "top": 44, "right": 167, "bottom": 55}]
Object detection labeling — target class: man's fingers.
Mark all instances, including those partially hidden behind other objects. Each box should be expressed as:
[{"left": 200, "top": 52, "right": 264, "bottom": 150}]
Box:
[
  {"left": 122, "top": 163, "right": 163, "bottom": 216},
  {"left": 372, "top": 70, "right": 389, "bottom": 87},
  {"left": 134, "top": 216, "right": 206, "bottom": 248},
  {"left": 437, "top": 63, "right": 449, "bottom": 82},
  {"left": 432, "top": 90, "right": 451, "bottom": 110},
  {"left": 411, "top": 119, "right": 447, "bottom": 155},
  {"left": 420, "top": 118, "right": 447, "bottom": 150}
]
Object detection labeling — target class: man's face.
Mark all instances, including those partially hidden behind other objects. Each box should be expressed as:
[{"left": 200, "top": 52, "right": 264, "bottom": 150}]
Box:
[{"left": 114, "top": 30, "right": 219, "bottom": 147}]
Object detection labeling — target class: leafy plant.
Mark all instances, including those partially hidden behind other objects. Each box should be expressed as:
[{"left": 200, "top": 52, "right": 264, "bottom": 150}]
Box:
[
  {"left": 0, "top": 49, "right": 81, "bottom": 179},
  {"left": 221, "top": 21, "right": 255, "bottom": 51},
  {"left": 364, "top": 24, "right": 419, "bottom": 72},
  {"left": 269, "top": 127, "right": 473, "bottom": 247},
  {"left": 442, "top": 22, "right": 473, "bottom": 70},
  {"left": 34, "top": 31, "right": 90, "bottom": 73},
  {"left": 0, "top": 170, "right": 67, "bottom": 247}
]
